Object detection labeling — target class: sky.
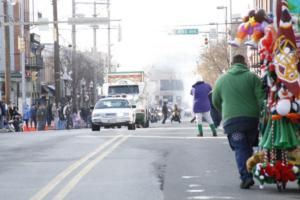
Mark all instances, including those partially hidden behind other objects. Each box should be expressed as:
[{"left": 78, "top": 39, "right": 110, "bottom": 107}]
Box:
[
  {"left": 31, "top": 0, "right": 253, "bottom": 107},
  {"left": 32, "top": 0, "right": 253, "bottom": 72}
]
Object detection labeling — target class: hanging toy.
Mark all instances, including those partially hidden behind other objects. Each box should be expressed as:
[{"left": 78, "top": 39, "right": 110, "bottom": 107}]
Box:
[
  {"left": 228, "top": 9, "right": 272, "bottom": 49},
  {"left": 273, "top": 0, "right": 300, "bottom": 97},
  {"left": 276, "top": 85, "right": 293, "bottom": 116}
]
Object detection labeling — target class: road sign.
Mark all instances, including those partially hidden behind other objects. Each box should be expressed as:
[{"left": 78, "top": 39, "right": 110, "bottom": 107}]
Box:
[
  {"left": 209, "top": 28, "right": 217, "bottom": 39},
  {"left": 173, "top": 28, "right": 199, "bottom": 35}
]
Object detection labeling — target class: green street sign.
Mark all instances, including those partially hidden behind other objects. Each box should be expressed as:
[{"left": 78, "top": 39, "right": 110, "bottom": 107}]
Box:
[{"left": 173, "top": 28, "right": 199, "bottom": 35}]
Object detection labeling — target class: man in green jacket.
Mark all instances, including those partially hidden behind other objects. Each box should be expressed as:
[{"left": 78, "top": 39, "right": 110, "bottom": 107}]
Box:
[{"left": 212, "top": 54, "right": 264, "bottom": 189}]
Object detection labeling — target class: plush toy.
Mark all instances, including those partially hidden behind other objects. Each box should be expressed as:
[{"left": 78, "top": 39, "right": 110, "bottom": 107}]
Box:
[
  {"left": 276, "top": 85, "right": 293, "bottom": 116},
  {"left": 288, "top": 147, "right": 300, "bottom": 165},
  {"left": 253, "top": 161, "right": 299, "bottom": 189},
  {"left": 246, "top": 151, "right": 265, "bottom": 172},
  {"left": 258, "top": 25, "right": 276, "bottom": 62},
  {"left": 228, "top": 9, "right": 272, "bottom": 49}
]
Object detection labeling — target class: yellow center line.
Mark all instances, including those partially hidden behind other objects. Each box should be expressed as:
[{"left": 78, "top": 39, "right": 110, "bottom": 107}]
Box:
[
  {"left": 53, "top": 135, "right": 131, "bottom": 200},
  {"left": 30, "top": 134, "right": 124, "bottom": 200}
]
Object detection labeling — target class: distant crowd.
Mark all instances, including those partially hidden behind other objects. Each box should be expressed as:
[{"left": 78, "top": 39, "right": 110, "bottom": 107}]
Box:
[{"left": 0, "top": 101, "right": 91, "bottom": 132}]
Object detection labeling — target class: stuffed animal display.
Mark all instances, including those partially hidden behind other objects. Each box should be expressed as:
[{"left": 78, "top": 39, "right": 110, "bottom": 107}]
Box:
[
  {"left": 228, "top": 9, "right": 272, "bottom": 49},
  {"left": 244, "top": 0, "right": 300, "bottom": 191}
]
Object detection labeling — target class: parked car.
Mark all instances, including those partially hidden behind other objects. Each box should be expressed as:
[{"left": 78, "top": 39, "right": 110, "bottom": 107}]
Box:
[{"left": 91, "top": 97, "right": 136, "bottom": 131}]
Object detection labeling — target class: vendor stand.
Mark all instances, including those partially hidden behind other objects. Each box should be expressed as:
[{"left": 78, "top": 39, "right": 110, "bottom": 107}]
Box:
[{"left": 229, "top": 0, "right": 300, "bottom": 191}]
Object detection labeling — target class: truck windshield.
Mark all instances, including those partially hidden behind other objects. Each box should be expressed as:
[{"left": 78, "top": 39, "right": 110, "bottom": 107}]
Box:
[{"left": 108, "top": 85, "right": 139, "bottom": 95}]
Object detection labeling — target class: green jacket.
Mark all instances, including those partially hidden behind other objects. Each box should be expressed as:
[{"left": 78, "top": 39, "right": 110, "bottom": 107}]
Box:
[{"left": 212, "top": 63, "right": 264, "bottom": 122}]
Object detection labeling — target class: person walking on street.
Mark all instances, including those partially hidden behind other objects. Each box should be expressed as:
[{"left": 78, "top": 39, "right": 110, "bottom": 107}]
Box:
[
  {"left": 191, "top": 75, "right": 217, "bottom": 137},
  {"left": 161, "top": 102, "right": 168, "bottom": 124},
  {"left": 23, "top": 104, "right": 30, "bottom": 129},
  {"left": 36, "top": 103, "right": 47, "bottom": 131},
  {"left": 171, "top": 104, "right": 181, "bottom": 123},
  {"left": 212, "top": 54, "right": 264, "bottom": 189}
]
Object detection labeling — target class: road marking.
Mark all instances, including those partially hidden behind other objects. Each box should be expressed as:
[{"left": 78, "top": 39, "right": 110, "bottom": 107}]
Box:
[
  {"left": 30, "top": 135, "right": 123, "bottom": 200},
  {"left": 182, "top": 176, "right": 200, "bottom": 179},
  {"left": 77, "top": 135, "right": 227, "bottom": 140},
  {"left": 189, "top": 184, "right": 201, "bottom": 188},
  {"left": 53, "top": 135, "right": 130, "bottom": 200},
  {"left": 186, "top": 189, "right": 205, "bottom": 193},
  {"left": 140, "top": 127, "right": 223, "bottom": 131},
  {"left": 187, "top": 196, "right": 234, "bottom": 200}
]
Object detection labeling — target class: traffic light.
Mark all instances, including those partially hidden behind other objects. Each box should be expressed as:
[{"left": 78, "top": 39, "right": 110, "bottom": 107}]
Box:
[
  {"left": 31, "top": 71, "right": 38, "bottom": 81},
  {"left": 204, "top": 37, "right": 208, "bottom": 46}
]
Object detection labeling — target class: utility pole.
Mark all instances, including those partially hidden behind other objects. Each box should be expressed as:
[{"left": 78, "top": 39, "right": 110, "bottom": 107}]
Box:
[
  {"left": 4, "top": 1, "right": 11, "bottom": 104},
  {"left": 20, "top": 0, "right": 26, "bottom": 110},
  {"left": 52, "top": 0, "right": 60, "bottom": 104},
  {"left": 0, "top": 2, "right": 5, "bottom": 101},
  {"left": 107, "top": 0, "right": 111, "bottom": 73},
  {"left": 93, "top": 1, "right": 97, "bottom": 53},
  {"left": 71, "top": 0, "right": 77, "bottom": 109}
]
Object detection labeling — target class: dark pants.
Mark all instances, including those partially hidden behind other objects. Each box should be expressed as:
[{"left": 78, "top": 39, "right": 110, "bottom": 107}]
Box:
[
  {"left": 162, "top": 114, "right": 167, "bottom": 124},
  {"left": 31, "top": 117, "right": 37, "bottom": 128},
  {"left": 37, "top": 120, "right": 46, "bottom": 131},
  {"left": 24, "top": 119, "right": 29, "bottom": 128},
  {"left": 227, "top": 131, "right": 256, "bottom": 181}
]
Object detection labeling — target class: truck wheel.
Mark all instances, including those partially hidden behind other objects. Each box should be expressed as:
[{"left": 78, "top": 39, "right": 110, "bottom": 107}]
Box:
[{"left": 92, "top": 124, "right": 100, "bottom": 131}]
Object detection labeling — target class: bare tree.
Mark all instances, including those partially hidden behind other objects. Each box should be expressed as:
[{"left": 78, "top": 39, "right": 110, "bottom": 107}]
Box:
[{"left": 198, "top": 38, "right": 247, "bottom": 86}]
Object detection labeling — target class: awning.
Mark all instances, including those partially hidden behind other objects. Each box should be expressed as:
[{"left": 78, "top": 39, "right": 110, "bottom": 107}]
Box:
[{"left": 41, "top": 84, "right": 55, "bottom": 96}]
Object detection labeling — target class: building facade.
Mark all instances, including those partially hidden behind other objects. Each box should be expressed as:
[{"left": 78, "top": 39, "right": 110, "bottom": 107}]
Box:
[
  {"left": 0, "top": 0, "right": 44, "bottom": 107},
  {"left": 147, "top": 67, "right": 184, "bottom": 107}
]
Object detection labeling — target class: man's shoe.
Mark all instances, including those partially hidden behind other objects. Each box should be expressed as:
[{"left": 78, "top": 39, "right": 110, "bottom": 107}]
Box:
[
  {"left": 240, "top": 179, "right": 254, "bottom": 189},
  {"left": 197, "top": 133, "right": 203, "bottom": 137}
]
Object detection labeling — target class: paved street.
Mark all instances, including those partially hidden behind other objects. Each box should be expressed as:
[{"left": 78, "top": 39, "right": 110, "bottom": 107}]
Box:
[{"left": 0, "top": 121, "right": 299, "bottom": 200}]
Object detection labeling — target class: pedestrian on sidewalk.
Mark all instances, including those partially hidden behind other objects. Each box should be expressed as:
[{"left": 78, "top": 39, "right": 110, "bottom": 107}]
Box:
[
  {"left": 36, "top": 103, "right": 47, "bottom": 131},
  {"left": 190, "top": 75, "right": 217, "bottom": 137},
  {"left": 30, "top": 104, "right": 37, "bottom": 129},
  {"left": 52, "top": 103, "right": 58, "bottom": 129},
  {"left": 0, "top": 101, "right": 5, "bottom": 129},
  {"left": 23, "top": 104, "right": 30, "bottom": 129},
  {"left": 212, "top": 54, "right": 264, "bottom": 189},
  {"left": 57, "top": 103, "right": 66, "bottom": 129},
  {"left": 46, "top": 102, "right": 53, "bottom": 127}
]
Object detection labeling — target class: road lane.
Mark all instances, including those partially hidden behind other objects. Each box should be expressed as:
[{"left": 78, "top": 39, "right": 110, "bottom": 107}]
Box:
[
  {"left": 0, "top": 122, "right": 299, "bottom": 200},
  {"left": 53, "top": 135, "right": 131, "bottom": 200},
  {"left": 30, "top": 134, "right": 124, "bottom": 200}
]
